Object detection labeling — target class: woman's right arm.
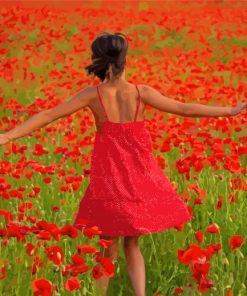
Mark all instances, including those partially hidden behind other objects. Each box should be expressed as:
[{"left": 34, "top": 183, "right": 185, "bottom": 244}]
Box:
[
  {"left": 140, "top": 85, "right": 247, "bottom": 117},
  {"left": 0, "top": 110, "right": 51, "bottom": 145},
  {"left": 0, "top": 86, "right": 94, "bottom": 145}
]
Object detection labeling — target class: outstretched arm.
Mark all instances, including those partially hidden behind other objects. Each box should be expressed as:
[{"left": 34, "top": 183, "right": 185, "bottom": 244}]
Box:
[
  {"left": 141, "top": 85, "right": 247, "bottom": 117},
  {"left": 0, "top": 86, "right": 94, "bottom": 144}
]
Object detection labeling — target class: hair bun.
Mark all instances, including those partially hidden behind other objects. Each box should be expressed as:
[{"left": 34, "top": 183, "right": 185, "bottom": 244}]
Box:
[
  {"left": 106, "top": 55, "right": 118, "bottom": 63},
  {"left": 85, "top": 31, "right": 128, "bottom": 82}
]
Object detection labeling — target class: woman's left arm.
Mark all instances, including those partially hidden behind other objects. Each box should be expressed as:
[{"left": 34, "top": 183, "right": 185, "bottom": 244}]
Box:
[{"left": 2, "top": 86, "right": 94, "bottom": 142}]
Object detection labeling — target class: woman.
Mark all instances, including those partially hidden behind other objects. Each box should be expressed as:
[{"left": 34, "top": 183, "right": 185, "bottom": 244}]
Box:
[{"left": 0, "top": 31, "right": 246, "bottom": 296}]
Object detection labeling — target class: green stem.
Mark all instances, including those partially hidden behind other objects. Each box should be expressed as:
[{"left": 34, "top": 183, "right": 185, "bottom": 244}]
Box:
[{"left": 149, "top": 234, "right": 162, "bottom": 275}]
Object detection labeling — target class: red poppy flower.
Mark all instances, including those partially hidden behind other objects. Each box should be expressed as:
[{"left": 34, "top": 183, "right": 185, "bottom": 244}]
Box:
[
  {"left": 228, "top": 192, "right": 236, "bottom": 204},
  {"left": 229, "top": 235, "right": 244, "bottom": 251},
  {"left": 177, "top": 244, "right": 202, "bottom": 264},
  {"left": 26, "top": 242, "right": 38, "bottom": 256},
  {"left": 77, "top": 244, "right": 97, "bottom": 254},
  {"left": 66, "top": 253, "right": 89, "bottom": 277},
  {"left": 99, "top": 257, "right": 115, "bottom": 278},
  {"left": 216, "top": 196, "right": 223, "bottom": 209},
  {"left": 195, "top": 230, "right": 204, "bottom": 243},
  {"left": 64, "top": 277, "right": 81, "bottom": 291},
  {"left": 43, "top": 177, "right": 52, "bottom": 184},
  {"left": 194, "top": 198, "right": 203, "bottom": 205},
  {"left": 36, "top": 220, "right": 61, "bottom": 241},
  {"left": 60, "top": 224, "right": 78, "bottom": 238},
  {"left": 174, "top": 287, "right": 184, "bottom": 294},
  {"left": 18, "top": 201, "right": 34, "bottom": 213},
  {"left": 83, "top": 226, "right": 102, "bottom": 239},
  {"left": 98, "top": 238, "right": 113, "bottom": 249},
  {"left": 206, "top": 224, "right": 220, "bottom": 234},
  {"left": 45, "top": 245, "right": 64, "bottom": 265},
  {"left": 91, "top": 264, "right": 104, "bottom": 280},
  {"left": 32, "top": 278, "right": 54, "bottom": 296},
  {"left": 0, "top": 259, "right": 8, "bottom": 280}
]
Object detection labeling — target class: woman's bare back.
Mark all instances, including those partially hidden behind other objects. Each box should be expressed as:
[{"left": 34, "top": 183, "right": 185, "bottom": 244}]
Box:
[{"left": 87, "top": 82, "right": 145, "bottom": 132}]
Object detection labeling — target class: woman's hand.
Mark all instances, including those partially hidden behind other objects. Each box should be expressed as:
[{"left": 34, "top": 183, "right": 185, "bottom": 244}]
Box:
[
  {"left": 0, "top": 134, "right": 10, "bottom": 146},
  {"left": 230, "top": 102, "right": 247, "bottom": 116}
]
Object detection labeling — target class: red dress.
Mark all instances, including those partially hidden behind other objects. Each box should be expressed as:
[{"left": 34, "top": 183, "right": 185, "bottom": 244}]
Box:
[{"left": 73, "top": 84, "right": 192, "bottom": 236}]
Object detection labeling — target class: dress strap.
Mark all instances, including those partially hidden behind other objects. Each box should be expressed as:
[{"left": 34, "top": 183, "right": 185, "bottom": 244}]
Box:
[
  {"left": 96, "top": 85, "right": 109, "bottom": 121},
  {"left": 134, "top": 84, "right": 141, "bottom": 122}
]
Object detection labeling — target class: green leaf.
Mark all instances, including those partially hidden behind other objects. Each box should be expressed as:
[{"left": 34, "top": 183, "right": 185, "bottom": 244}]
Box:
[
  {"left": 53, "top": 41, "right": 71, "bottom": 53},
  {"left": 65, "top": 25, "right": 79, "bottom": 37},
  {"left": 229, "top": 38, "right": 247, "bottom": 48}
]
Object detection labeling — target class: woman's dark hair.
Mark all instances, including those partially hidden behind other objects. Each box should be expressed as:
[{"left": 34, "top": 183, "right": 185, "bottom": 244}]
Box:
[{"left": 85, "top": 31, "right": 129, "bottom": 82}]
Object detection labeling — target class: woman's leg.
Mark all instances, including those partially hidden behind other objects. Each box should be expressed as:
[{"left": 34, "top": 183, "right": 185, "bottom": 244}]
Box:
[
  {"left": 123, "top": 235, "right": 146, "bottom": 296},
  {"left": 95, "top": 235, "right": 120, "bottom": 296}
]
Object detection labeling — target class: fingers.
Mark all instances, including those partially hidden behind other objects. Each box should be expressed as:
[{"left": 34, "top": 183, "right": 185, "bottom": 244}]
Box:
[
  {"left": 0, "top": 135, "right": 10, "bottom": 145},
  {"left": 240, "top": 102, "right": 247, "bottom": 112}
]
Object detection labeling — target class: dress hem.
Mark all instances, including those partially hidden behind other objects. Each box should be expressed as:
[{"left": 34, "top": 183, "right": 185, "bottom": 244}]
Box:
[{"left": 73, "top": 214, "right": 192, "bottom": 237}]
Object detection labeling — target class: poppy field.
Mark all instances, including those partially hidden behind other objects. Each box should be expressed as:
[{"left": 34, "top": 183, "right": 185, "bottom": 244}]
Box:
[{"left": 0, "top": 1, "right": 247, "bottom": 295}]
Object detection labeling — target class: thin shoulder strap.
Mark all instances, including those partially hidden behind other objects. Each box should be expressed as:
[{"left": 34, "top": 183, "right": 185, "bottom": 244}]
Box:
[
  {"left": 134, "top": 84, "right": 142, "bottom": 122},
  {"left": 96, "top": 85, "right": 109, "bottom": 121}
]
